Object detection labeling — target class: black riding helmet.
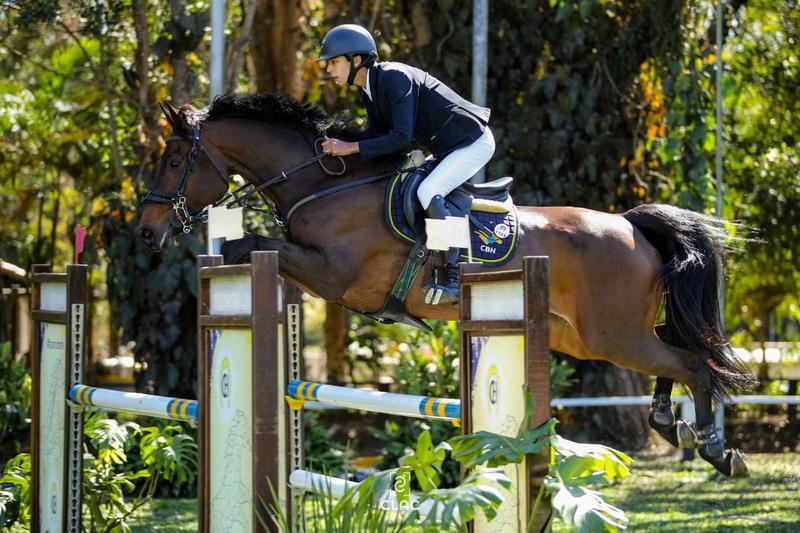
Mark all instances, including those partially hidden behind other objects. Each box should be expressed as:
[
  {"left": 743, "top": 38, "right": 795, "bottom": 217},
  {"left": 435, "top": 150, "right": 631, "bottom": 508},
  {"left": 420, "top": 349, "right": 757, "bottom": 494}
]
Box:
[{"left": 318, "top": 24, "right": 378, "bottom": 85}]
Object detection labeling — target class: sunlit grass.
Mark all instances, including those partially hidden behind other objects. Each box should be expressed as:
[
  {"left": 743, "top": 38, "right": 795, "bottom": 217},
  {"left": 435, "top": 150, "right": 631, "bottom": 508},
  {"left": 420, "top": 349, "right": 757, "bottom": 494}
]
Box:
[{"left": 553, "top": 452, "right": 800, "bottom": 532}]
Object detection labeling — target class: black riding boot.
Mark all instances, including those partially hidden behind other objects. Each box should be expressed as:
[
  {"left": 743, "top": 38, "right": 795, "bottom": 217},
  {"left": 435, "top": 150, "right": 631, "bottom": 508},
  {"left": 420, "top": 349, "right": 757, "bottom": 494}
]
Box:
[
  {"left": 423, "top": 195, "right": 461, "bottom": 305},
  {"left": 440, "top": 246, "right": 461, "bottom": 302}
]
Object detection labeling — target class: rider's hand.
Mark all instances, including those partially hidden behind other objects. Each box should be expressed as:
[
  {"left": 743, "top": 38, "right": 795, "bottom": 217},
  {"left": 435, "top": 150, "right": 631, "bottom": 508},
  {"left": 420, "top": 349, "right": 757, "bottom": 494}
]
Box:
[{"left": 321, "top": 137, "right": 359, "bottom": 156}]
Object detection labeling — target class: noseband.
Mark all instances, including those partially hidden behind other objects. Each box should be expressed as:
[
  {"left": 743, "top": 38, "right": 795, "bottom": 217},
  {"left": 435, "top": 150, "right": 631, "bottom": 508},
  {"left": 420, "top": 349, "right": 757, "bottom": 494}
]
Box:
[{"left": 142, "top": 126, "right": 229, "bottom": 233}]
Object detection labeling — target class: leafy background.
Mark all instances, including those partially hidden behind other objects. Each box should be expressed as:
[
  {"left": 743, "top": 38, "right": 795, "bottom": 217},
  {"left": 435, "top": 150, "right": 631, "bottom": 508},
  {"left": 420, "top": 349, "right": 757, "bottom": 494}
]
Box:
[{"left": 1, "top": 0, "right": 797, "bottom": 405}]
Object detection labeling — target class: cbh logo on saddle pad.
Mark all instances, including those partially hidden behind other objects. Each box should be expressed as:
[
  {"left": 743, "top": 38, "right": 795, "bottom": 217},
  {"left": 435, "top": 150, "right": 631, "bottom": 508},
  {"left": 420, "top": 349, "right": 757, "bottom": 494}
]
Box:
[{"left": 385, "top": 173, "right": 520, "bottom": 265}]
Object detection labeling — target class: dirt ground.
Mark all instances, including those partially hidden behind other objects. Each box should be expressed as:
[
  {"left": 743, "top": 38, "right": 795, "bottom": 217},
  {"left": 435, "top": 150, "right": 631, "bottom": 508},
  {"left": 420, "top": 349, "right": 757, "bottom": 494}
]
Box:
[{"left": 726, "top": 410, "right": 800, "bottom": 453}]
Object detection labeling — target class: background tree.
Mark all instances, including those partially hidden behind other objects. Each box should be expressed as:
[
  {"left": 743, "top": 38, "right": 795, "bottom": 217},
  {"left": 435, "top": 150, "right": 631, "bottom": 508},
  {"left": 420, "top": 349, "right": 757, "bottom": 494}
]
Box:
[{"left": 723, "top": 0, "right": 800, "bottom": 378}]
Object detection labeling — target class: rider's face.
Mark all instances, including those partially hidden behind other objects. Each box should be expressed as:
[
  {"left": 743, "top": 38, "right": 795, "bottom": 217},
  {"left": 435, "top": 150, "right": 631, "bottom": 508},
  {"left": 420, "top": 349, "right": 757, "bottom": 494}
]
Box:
[{"left": 326, "top": 55, "right": 352, "bottom": 86}]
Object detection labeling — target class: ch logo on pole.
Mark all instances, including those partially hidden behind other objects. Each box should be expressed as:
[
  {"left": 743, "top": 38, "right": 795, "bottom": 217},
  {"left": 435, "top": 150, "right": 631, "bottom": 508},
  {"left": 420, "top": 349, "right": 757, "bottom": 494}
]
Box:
[
  {"left": 220, "top": 357, "right": 231, "bottom": 406},
  {"left": 487, "top": 364, "right": 500, "bottom": 415}
]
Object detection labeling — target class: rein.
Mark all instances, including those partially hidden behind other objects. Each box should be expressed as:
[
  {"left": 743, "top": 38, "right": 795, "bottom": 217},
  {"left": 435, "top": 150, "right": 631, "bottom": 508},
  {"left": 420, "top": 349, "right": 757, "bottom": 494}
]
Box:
[{"left": 144, "top": 123, "right": 420, "bottom": 235}]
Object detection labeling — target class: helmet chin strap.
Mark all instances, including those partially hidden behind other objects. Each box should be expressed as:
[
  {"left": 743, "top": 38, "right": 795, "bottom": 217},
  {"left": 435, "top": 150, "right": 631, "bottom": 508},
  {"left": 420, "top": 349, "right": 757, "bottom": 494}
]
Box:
[{"left": 347, "top": 55, "right": 372, "bottom": 85}]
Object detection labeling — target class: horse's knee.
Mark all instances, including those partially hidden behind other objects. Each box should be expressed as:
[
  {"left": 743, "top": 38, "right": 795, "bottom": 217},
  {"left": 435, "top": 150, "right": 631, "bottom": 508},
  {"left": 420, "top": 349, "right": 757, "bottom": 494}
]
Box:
[{"left": 221, "top": 235, "right": 262, "bottom": 264}]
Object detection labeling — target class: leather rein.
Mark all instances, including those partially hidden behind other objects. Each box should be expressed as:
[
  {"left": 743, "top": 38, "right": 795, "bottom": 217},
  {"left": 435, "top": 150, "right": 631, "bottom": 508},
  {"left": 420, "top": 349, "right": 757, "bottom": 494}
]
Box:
[{"left": 142, "top": 125, "right": 407, "bottom": 234}]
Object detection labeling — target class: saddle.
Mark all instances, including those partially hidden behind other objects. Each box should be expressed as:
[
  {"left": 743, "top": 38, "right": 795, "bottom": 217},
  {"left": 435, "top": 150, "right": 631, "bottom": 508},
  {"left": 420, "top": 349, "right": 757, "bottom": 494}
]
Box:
[
  {"left": 386, "top": 151, "right": 520, "bottom": 265},
  {"left": 358, "top": 151, "right": 520, "bottom": 331}
]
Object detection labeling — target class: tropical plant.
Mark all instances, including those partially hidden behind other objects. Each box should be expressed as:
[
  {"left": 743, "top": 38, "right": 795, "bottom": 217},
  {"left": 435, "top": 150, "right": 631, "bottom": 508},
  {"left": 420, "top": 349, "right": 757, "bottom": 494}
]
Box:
[
  {"left": 0, "top": 409, "right": 197, "bottom": 531},
  {"left": 450, "top": 392, "right": 632, "bottom": 532},
  {"left": 0, "top": 453, "right": 31, "bottom": 528},
  {"left": 81, "top": 409, "right": 198, "bottom": 530},
  {"left": 0, "top": 341, "right": 31, "bottom": 456}
]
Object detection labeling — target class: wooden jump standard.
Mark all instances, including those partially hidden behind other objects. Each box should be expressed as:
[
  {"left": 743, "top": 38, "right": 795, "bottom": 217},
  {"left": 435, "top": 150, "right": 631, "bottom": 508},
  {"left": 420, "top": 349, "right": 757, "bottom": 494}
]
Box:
[
  {"left": 30, "top": 252, "right": 302, "bottom": 533},
  {"left": 280, "top": 256, "right": 551, "bottom": 533}
]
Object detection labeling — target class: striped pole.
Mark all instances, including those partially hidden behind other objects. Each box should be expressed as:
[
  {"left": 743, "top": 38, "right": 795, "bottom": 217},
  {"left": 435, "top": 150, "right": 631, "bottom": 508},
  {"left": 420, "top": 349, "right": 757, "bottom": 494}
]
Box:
[
  {"left": 287, "top": 380, "right": 461, "bottom": 422},
  {"left": 69, "top": 385, "right": 198, "bottom": 422},
  {"left": 289, "top": 469, "right": 460, "bottom": 523}
]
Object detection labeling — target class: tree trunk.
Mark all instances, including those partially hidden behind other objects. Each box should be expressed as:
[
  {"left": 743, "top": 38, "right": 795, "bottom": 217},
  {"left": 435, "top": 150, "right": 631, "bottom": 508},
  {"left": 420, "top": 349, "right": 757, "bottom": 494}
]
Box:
[
  {"left": 249, "top": 0, "right": 303, "bottom": 99},
  {"left": 224, "top": 0, "right": 257, "bottom": 93},
  {"left": 132, "top": 0, "right": 161, "bottom": 161},
  {"left": 559, "top": 359, "right": 651, "bottom": 450},
  {"left": 169, "top": 0, "right": 194, "bottom": 104},
  {"left": 604, "top": 367, "right": 651, "bottom": 450}
]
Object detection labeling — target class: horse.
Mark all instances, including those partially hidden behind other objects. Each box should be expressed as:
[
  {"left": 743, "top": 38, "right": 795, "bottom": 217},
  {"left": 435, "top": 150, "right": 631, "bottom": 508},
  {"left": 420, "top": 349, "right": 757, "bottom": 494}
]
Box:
[{"left": 137, "top": 93, "right": 753, "bottom": 477}]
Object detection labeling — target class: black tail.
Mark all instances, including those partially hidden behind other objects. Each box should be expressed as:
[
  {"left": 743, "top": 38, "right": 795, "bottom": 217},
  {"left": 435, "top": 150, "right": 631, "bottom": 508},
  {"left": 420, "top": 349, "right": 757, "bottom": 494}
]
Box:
[{"left": 623, "top": 204, "right": 755, "bottom": 401}]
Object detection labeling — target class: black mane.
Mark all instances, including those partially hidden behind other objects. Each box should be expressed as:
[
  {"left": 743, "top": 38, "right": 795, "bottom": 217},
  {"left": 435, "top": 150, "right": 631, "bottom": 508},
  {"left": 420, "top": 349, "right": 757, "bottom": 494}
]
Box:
[{"left": 203, "top": 93, "right": 371, "bottom": 141}]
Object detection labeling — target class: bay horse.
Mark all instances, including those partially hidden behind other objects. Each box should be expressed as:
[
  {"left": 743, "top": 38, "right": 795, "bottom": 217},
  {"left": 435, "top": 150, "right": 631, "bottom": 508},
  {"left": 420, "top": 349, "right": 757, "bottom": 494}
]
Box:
[{"left": 137, "top": 93, "right": 752, "bottom": 477}]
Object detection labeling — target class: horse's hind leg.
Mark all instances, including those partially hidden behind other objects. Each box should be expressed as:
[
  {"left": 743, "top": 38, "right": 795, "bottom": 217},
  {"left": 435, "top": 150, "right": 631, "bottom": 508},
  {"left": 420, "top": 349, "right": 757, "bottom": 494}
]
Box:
[
  {"left": 647, "top": 327, "right": 696, "bottom": 448},
  {"left": 648, "top": 377, "right": 679, "bottom": 446},
  {"left": 611, "top": 334, "right": 748, "bottom": 476},
  {"left": 691, "top": 386, "right": 749, "bottom": 477}
]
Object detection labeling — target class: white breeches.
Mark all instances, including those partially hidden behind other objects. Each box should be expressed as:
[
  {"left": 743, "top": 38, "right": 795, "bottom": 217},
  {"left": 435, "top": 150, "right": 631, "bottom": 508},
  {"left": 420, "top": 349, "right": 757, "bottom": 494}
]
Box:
[{"left": 416, "top": 128, "right": 496, "bottom": 209}]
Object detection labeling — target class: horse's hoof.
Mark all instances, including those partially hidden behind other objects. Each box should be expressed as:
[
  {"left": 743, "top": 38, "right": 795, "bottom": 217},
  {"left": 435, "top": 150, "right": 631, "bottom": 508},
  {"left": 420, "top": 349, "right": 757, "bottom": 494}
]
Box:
[
  {"left": 647, "top": 412, "right": 679, "bottom": 448},
  {"left": 729, "top": 449, "right": 750, "bottom": 478},
  {"left": 221, "top": 235, "right": 258, "bottom": 265},
  {"left": 649, "top": 394, "right": 675, "bottom": 427},
  {"left": 652, "top": 409, "right": 675, "bottom": 427},
  {"left": 676, "top": 420, "right": 697, "bottom": 448}
]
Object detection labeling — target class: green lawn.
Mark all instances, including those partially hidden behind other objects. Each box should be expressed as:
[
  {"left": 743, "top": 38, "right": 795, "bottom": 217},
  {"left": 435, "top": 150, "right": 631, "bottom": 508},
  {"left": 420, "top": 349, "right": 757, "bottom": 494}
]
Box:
[
  {"left": 553, "top": 452, "right": 800, "bottom": 532},
  {"left": 127, "top": 452, "right": 799, "bottom": 532}
]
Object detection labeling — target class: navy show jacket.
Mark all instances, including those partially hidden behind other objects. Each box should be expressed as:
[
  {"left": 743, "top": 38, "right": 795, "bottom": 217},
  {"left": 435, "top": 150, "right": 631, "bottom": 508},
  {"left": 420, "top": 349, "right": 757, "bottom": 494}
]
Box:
[{"left": 358, "top": 62, "right": 491, "bottom": 159}]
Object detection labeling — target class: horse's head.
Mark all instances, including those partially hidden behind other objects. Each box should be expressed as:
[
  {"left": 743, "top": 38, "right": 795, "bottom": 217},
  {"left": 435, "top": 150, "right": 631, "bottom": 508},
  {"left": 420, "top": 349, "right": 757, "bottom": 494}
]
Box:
[{"left": 137, "top": 101, "right": 230, "bottom": 251}]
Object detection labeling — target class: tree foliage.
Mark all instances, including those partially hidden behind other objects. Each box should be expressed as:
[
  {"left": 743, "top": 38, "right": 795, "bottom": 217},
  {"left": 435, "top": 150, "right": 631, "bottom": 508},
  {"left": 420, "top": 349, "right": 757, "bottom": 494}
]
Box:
[{"left": 723, "top": 0, "right": 800, "bottom": 342}]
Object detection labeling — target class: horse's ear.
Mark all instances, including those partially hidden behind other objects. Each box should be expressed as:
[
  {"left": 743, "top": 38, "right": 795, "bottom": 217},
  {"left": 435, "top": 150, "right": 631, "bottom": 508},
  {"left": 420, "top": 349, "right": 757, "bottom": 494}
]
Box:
[{"left": 159, "top": 100, "right": 180, "bottom": 127}]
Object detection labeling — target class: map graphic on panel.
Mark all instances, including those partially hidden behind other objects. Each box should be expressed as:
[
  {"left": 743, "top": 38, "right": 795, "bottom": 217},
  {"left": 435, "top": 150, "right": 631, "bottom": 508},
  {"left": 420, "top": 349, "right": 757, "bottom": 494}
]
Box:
[
  {"left": 209, "top": 329, "right": 254, "bottom": 533},
  {"left": 210, "top": 410, "right": 251, "bottom": 532},
  {"left": 39, "top": 323, "right": 67, "bottom": 532}
]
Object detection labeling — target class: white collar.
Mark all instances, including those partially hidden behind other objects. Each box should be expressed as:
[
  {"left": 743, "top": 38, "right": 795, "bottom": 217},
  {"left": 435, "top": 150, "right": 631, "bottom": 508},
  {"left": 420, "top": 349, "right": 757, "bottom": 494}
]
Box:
[{"left": 364, "top": 68, "right": 372, "bottom": 100}]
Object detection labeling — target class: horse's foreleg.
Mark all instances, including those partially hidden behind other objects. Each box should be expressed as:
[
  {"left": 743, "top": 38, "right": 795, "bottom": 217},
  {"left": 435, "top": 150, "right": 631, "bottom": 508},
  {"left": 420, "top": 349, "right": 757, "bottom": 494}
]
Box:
[{"left": 220, "top": 235, "right": 355, "bottom": 300}]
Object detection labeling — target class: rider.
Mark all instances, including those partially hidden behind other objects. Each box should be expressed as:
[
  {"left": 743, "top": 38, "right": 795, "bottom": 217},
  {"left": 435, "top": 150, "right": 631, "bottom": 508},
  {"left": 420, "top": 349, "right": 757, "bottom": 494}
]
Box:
[{"left": 319, "top": 23, "right": 495, "bottom": 302}]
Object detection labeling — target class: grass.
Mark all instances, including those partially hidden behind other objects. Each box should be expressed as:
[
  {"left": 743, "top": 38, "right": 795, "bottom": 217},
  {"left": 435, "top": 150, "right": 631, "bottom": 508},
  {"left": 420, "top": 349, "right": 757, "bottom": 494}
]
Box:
[
  {"left": 553, "top": 452, "right": 800, "bottom": 532},
  {"left": 124, "top": 452, "right": 799, "bottom": 532},
  {"left": 128, "top": 498, "right": 197, "bottom": 532}
]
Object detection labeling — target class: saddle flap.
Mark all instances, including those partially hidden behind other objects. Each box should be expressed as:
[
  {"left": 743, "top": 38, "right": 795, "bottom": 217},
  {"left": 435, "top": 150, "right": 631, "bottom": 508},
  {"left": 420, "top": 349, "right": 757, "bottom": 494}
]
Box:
[{"left": 401, "top": 167, "right": 429, "bottom": 230}]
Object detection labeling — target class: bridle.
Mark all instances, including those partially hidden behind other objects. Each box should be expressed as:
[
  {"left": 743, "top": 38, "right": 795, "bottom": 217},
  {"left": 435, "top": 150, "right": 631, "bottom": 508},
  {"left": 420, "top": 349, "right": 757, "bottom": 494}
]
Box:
[
  {"left": 142, "top": 126, "right": 229, "bottom": 233},
  {"left": 142, "top": 125, "right": 345, "bottom": 234}
]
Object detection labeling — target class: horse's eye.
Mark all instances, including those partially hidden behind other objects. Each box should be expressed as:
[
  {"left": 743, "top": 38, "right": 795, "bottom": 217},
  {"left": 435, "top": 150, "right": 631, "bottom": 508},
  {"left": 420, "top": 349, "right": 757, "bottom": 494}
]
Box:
[{"left": 169, "top": 159, "right": 180, "bottom": 168}]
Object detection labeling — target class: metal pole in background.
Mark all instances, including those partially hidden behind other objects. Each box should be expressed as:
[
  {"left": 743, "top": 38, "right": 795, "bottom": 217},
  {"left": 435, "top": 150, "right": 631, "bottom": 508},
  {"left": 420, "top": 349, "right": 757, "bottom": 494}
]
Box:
[
  {"left": 210, "top": 0, "right": 225, "bottom": 102},
  {"left": 208, "top": 0, "right": 226, "bottom": 255},
  {"left": 715, "top": 0, "right": 726, "bottom": 440},
  {"left": 471, "top": 0, "right": 488, "bottom": 183}
]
